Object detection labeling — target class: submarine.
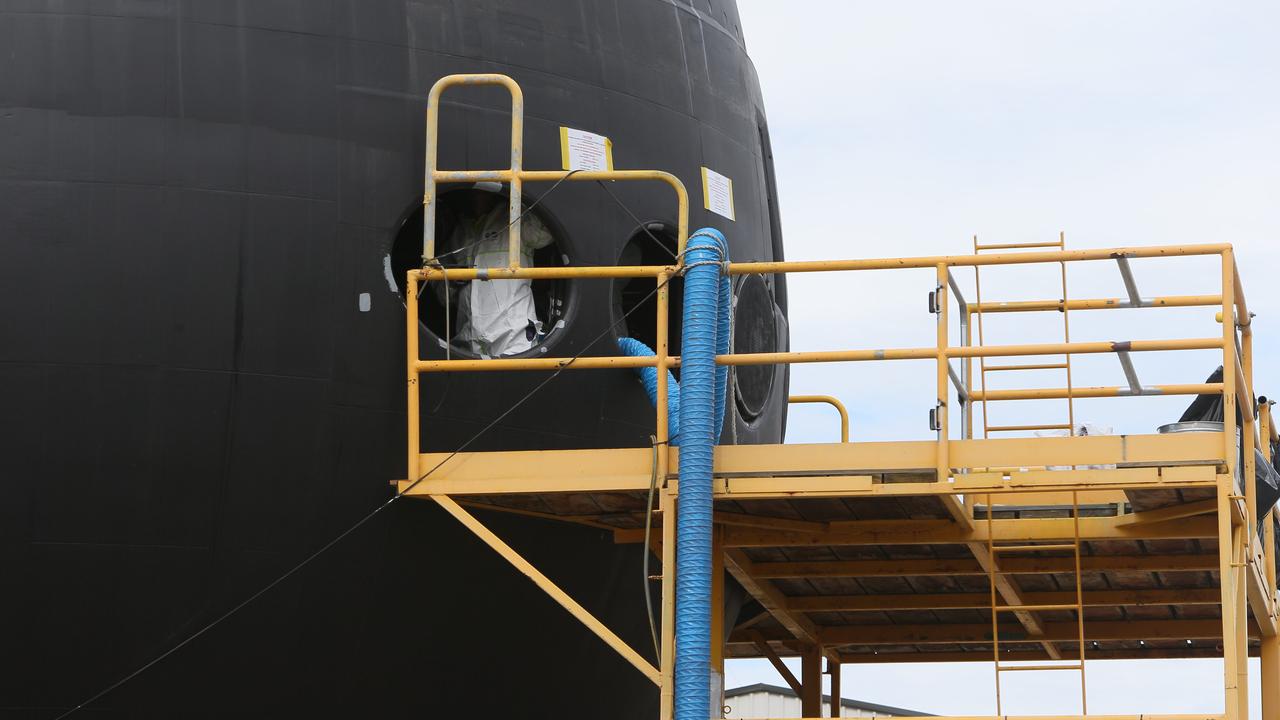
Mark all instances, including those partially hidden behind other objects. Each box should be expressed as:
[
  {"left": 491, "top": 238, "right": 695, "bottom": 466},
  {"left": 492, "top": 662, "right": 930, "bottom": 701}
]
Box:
[{"left": 1, "top": 1, "right": 788, "bottom": 717}]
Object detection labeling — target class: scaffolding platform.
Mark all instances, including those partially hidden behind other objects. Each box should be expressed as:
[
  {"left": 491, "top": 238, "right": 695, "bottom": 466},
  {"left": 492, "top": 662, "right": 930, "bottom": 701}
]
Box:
[{"left": 397, "top": 74, "right": 1277, "bottom": 720}]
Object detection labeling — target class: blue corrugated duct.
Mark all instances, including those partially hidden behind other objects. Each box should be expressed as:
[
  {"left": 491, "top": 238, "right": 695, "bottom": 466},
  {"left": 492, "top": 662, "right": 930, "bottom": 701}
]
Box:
[
  {"left": 675, "top": 227, "right": 729, "bottom": 720},
  {"left": 615, "top": 336, "right": 680, "bottom": 442}
]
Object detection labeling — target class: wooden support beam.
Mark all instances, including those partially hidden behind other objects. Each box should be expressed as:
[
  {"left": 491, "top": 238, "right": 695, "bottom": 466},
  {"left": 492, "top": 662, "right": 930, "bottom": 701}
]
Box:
[
  {"left": 826, "top": 654, "right": 841, "bottom": 718},
  {"left": 746, "top": 630, "right": 801, "bottom": 695},
  {"left": 806, "top": 618, "right": 1255, "bottom": 646},
  {"left": 724, "top": 549, "right": 820, "bottom": 646},
  {"left": 801, "top": 644, "right": 822, "bottom": 719},
  {"left": 828, "top": 648, "right": 1256, "bottom": 665},
  {"left": 733, "top": 609, "right": 772, "bottom": 632},
  {"left": 714, "top": 511, "right": 827, "bottom": 534},
  {"left": 786, "top": 588, "right": 1221, "bottom": 613},
  {"left": 707, "top": 515, "right": 1219, "bottom": 548},
  {"left": 749, "top": 552, "right": 1219, "bottom": 579},
  {"left": 729, "top": 618, "right": 1262, "bottom": 646}
]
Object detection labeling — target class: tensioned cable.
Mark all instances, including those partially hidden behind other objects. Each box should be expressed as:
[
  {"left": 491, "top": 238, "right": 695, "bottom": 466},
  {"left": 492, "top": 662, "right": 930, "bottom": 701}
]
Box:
[
  {"left": 54, "top": 190, "right": 687, "bottom": 720},
  {"left": 596, "top": 180, "right": 679, "bottom": 261},
  {"left": 426, "top": 169, "right": 585, "bottom": 269}
]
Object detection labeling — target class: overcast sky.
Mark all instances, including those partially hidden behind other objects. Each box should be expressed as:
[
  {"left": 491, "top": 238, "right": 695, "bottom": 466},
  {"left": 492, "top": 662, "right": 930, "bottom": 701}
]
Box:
[{"left": 726, "top": 2, "right": 1280, "bottom": 717}]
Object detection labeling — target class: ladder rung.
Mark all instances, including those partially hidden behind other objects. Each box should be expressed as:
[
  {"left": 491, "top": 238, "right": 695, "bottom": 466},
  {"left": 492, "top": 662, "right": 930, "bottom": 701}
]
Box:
[
  {"left": 975, "top": 241, "right": 1065, "bottom": 251},
  {"left": 995, "top": 603, "right": 1080, "bottom": 612},
  {"left": 996, "top": 663, "right": 1084, "bottom": 672},
  {"left": 987, "top": 423, "right": 1073, "bottom": 432},
  {"left": 983, "top": 363, "right": 1070, "bottom": 372},
  {"left": 992, "top": 543, "right": 1078, "bottom": 553}
]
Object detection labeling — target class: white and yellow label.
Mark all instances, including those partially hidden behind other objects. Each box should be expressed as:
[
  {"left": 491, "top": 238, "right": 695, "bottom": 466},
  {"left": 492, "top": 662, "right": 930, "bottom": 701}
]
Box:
[
  {"left": 559, "top": 126, "right": 614, "bottom": 172},
  {"left": 700, "top": 166, "right": 735, "bottom": 221}
]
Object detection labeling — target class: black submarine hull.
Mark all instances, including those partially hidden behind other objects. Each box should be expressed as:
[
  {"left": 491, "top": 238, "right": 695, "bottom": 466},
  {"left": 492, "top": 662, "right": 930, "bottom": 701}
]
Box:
[{"left": 0, "top": 1, "right": 786, "bottom": 717}]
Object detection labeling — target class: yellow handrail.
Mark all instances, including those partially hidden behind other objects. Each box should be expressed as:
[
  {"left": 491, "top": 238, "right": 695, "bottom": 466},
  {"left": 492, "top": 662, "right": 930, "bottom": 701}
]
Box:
[
  {"left": 787, "top": 396, "right": 850, "bottom": 442},
  {"left": 410, "top": 74, "right": 1257, "bottom": 490}
]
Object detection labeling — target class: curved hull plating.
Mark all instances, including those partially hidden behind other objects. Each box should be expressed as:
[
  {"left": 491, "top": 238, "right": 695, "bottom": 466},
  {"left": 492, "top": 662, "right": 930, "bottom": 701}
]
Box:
[{"left": 0, "top": 1, "right": 786, "bottom": 716}]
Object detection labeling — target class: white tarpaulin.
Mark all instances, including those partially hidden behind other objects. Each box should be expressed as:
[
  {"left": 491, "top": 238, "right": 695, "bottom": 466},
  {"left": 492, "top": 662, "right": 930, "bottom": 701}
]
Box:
[{"left": 451, "top": 205, "right": 554, "bottom": 357}]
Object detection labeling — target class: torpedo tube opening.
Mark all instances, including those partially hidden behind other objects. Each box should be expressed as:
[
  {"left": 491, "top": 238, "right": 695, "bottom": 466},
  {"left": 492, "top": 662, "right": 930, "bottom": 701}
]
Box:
[
  {"left": 389, "top": 186, "right": 573, "bottom": 357},
  {"left": 612, "top": 223, "right": 683, "bottom": 376}
]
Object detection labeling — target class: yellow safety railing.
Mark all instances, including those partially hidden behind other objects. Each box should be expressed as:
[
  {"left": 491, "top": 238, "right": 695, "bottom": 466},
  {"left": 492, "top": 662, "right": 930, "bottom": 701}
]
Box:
[
  {"left": 409, "top": 74, "right": 1272, "bottom": 720},
  {"left": 410, "top": 243, "right": 1258, "bottom": 511},
  {"left": 414, "top": 79, "right": 1257, "bottom": 495},
  {"left": 788, "top": 395, "right": 850, "bottom": 442}
]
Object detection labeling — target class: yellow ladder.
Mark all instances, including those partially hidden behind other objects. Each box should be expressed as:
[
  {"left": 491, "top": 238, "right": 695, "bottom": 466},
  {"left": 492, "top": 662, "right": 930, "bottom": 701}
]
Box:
[
  {"left": 986, "top": 491, "right": 1088, "bottom": 715},
  {"left": 973, "top": 233, "right": 1077, "bottom": 439}
]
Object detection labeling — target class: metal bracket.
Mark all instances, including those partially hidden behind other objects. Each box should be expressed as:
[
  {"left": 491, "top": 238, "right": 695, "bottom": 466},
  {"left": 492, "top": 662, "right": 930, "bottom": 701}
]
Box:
[
  {"left": 1116, "top": 350, "right": 1143, "bottom": 394},
  {"left": 1114, "top": 255, "right": 1145, "bottom": 307}
]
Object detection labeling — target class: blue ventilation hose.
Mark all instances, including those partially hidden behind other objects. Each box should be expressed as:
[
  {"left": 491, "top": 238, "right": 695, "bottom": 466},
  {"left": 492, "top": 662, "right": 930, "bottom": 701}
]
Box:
[
  {"left": 714, "top": 255, "right": 731, "bottom": 438},
  {"left": 675, "top": 227, "right": 728, "bottom": 720},
  {"left": 615, "top": 336, "right": 680, "bottom": 443}
]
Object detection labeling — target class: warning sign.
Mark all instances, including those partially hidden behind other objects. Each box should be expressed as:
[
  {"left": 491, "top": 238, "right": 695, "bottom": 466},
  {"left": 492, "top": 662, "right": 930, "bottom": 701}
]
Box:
[
  {"left": 701, "top": 166, "right": 735, "bottom": 221},
  {"left": 559, "top": 126, "right": 614, "bottom": 172}
]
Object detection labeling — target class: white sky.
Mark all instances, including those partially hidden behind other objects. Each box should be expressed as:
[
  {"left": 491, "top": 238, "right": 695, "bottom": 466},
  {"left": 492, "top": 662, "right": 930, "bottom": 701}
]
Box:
[{"left": 727, "top": 2, "right": 1280, "bottom": 717}]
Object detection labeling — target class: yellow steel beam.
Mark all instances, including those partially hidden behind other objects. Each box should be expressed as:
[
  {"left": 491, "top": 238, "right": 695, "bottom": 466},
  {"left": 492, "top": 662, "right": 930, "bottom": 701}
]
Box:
[
  {"left": 1115, "top": 498, "right": 1217, "bottom": 526},
  {"left": 1247, "top": 551, "right": 1278, "bottom": 638},
  {"left": 726, "top": 242, "right": 1231, "bottom": 275},
  {"left": 714, "top": 433, "right": 1224, "bottom": 480},
  {"left": 970, "top": 383, "right": 1219, "bottom": 402},
  {"left": 413, "top": 339, "right": 1223, "bottom": 374},
  {"left": 705, "top": 706, "right": 1219, "bottom": 720},
  {"left": 972, "top": 293, "right": 1222, "bottom": 313},
  {"left": 418, "top": 264, "right": 671, "bottom": 281},
  {"left": 430, "top": 495, "right": 660, "bottom": 685},
  {"left": 711, "top": 338, "right": 1222, "bottom": 370},
  {"left": 749, "top": 553, "right": 1219, "bottom": 579},
  {"left": 399, "top": 434, "right": 1225, "bottom": 498},
  {"left": 785, "top": 588, "right": 1220, "bottom": 613}
]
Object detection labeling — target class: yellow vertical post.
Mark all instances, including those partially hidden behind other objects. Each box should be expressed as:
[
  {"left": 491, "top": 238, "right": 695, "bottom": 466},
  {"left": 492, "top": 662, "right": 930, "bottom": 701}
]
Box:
[
  {"left": 656, "top": 271, "right": 671, "bottom": 463},
  {"left": 659, "top": 486, "right": 676, "bottom": 720},
  {"left": 936, "top": 263, "right": 950, "bottom": 483},
  {"left": 986, "top": 492, "right": 1003, "bottom": 714},
  {"left": 1058, "top": 231, "right": 1076, "bottom": 436},
  {"left": 1220, "top": 474, "right": 1241, "bottom": 720},
  {"left": 964, "top": 307, "right": 975, "bottom": 440},
  {"left": 972, "top": 237, "right": 992, "bottom": 440},
  {"left": 801, "top": 644, "right": 822, "bottom": 719},
  {"left": 422, "top": 90, "right": 440, "bottom": 261},
  {"left": 1221, "top": 248, "right": 1247, "bottom": 720},
  {"left": 1071, "top": 489, "right": 1088, "bottom": 714},
  {"left": 504, "top": 84, "right": 524, "bottom": 269},
  {"left": 1223, "top": 249, "right": 1240, "bottom": 492},
  {"left": 406, "top": 273, "right": 421, "bottom": 483},
  {"left": 656, "top": 269, "right": 676, "bottom": 720},
  {"left": 1235, "top": 522, "right": 1250, "bottom": 720}
]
